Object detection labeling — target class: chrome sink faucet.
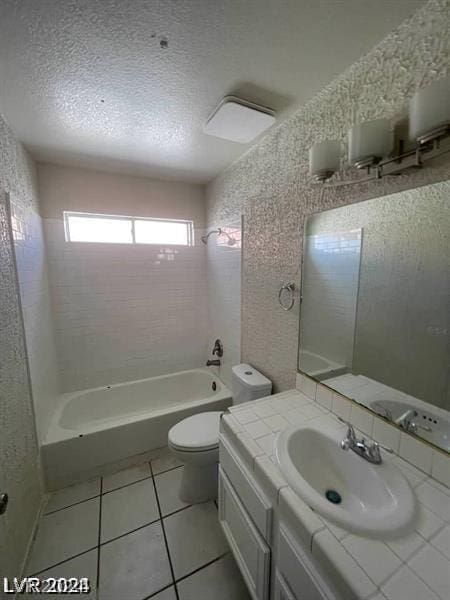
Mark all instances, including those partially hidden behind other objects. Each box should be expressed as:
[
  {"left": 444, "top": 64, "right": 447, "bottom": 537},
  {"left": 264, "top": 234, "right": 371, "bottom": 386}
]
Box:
[{"left": 340, "top": 421, "right": 392, "bottom": 464}]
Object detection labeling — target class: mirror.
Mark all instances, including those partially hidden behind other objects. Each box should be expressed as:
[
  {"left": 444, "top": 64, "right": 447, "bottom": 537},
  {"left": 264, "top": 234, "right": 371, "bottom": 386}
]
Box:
[{"left": 298, "top": 180, "right": 450, "bottom": 453}]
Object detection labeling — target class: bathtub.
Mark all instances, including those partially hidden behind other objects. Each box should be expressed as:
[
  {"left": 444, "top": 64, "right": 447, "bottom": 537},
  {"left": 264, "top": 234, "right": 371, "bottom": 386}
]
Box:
[
  {"left": 298, "top": 350, "right": 346, "bottom": 379},
  {"left": 42, "top": 368, "right": 232, "bottom": 489}
]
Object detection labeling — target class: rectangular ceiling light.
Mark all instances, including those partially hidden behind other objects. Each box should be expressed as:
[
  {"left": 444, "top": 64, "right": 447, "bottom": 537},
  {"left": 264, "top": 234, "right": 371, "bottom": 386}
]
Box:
[{"left": 203, "top": 96, "right": 275, "bottom": 143}]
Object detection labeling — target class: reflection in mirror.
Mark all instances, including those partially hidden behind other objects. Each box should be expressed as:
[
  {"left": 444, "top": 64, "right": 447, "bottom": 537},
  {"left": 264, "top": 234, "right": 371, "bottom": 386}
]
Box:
[{"left": 298, "top": 180, "right": 450, "bottom": 453}]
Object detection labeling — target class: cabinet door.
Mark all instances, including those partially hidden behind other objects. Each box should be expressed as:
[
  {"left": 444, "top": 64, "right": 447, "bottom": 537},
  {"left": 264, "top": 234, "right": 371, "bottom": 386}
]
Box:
[
  {"left": 274, "top": 569, "right": 297, "bottom": 600},
  {"left": 218, "top": 467, "right": 271, "bottom": 600},
  {"left": 278, "top": 527, "right": 335, "bottom": 600}
]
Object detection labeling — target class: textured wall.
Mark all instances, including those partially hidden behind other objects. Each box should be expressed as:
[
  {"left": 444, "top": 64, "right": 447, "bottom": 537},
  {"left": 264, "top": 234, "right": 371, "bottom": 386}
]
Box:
[
  {"left": 0, "top": 117, "right": 43, "bottom": 582},
  {"left": 206, "top": 0, "right": 450, "bottom": 392},
  {"left": 39, "top": 164, "right": 208, "bottom": 391}
]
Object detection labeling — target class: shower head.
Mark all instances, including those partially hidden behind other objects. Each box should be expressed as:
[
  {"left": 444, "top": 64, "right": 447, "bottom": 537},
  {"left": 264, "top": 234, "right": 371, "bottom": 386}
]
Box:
[
  {"left": 201, "top": 229, "right": 221, "bottom": 244},
  {"left": 201, "top": 228, "right": 237, "bottom": 246}
]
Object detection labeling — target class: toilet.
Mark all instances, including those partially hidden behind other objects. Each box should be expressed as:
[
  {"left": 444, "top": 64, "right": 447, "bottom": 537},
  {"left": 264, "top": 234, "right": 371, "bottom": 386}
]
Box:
[{"left": 168, "top": 363, "right": 272, "bottom": 503}]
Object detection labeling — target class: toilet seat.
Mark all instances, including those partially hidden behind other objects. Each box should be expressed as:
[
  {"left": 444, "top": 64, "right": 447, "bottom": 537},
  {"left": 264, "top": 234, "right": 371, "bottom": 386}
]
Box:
[{"left": 168, "top": 411, "right": 222, "bottom": 452}]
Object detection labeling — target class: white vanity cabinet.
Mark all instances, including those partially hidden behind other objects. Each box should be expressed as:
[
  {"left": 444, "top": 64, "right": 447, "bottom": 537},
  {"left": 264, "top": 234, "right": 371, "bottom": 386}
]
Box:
[
  {"left": 218, "top": 435, "right": 272, "bottom": 600},
  {"left": 218, "top": 434, "right": 337, "bottom": 600},
  {"left": 219, "top": 468, "right": 271, "bottom": 600}
]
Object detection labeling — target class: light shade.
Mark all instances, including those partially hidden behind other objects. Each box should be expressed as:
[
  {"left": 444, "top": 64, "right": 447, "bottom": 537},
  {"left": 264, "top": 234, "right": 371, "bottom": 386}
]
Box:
[
  {"left": 203, "top": 96, "right": 275, "bottom": 143},
  {"left": 309, "top": 140, "right": 340, "bottom": 181},
  {"left": 348, "top": 119, "right": 393, "bottom": 168},
  {"left": 409, "top": 76, "right": 450, "bottom": 143}
]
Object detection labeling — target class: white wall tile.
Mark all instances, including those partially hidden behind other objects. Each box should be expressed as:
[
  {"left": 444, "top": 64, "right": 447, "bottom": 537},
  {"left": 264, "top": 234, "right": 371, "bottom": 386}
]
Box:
[
  {"left": 332, "top": 392, "right": 352, "bottom": 422},
  {"left": 299, "top": 374, "right": 317, "bottom": 400},
  {"left": 44, "top": 218, "right": 208, "bottom": 391},
  {"left": 315, "top": 384, "right": 333, "bottom": 410},
  {"left": 11, "top": 199, "right": 59, "bottom": 442},
  {"left": 399, "top": 433, "right": 433, "bottom": 475},
  {"left": 350, "top": 404, "right": 374, "bottom": 436},
  {"left": 372, "top": 418, "right": 401, "bottom": 454},
  {"left": 431, "top": 451, "right": 450, "bottom": 489}
]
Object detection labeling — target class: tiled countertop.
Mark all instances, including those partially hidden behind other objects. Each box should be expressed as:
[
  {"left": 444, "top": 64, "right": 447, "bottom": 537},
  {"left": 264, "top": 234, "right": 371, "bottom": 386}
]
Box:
[{"left": 220, "top": 389, "right": 450, "bottom": 600}]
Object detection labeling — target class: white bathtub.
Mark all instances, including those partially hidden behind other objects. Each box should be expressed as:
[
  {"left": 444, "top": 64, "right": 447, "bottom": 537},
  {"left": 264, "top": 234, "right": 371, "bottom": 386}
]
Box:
[
  {"left": 298, "top": 350, "right": 346, "bottom": 379},
  {"left": 42, "top": 368, "right": 232, "bottom": 489}
]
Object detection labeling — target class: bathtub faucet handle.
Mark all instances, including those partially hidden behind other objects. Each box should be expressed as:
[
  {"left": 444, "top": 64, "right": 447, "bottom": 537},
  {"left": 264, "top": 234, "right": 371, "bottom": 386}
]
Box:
[{"left": 212, "top": 339, "right": 223, "bottom": 357}]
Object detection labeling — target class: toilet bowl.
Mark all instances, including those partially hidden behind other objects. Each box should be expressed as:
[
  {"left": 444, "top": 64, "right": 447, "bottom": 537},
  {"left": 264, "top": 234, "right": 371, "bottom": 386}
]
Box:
[
  {"left": 168, "top": 364, "right": 272, "bottom": 503},
  {"left": 168, "top": 412, "right": 222, "bottom": 503}
]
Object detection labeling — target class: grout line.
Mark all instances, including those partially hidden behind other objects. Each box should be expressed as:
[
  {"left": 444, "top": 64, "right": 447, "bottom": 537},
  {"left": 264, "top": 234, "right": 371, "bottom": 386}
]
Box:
[
  {"left": 96, "top": 477, "right": 103, "bottom": 592},
  {"left": 29, "top": 546, "right": 98, "bottom": 577},
  {"left": 100, "top": 504, "right": 194, "bottom": 548},
  {"left": 44, "top": 494, "right": 101, "bottom": 515},
  {"left": 102, "top": 474, "right": 153, "bottom": 496},
  {"left": 152, "top": 464, "right": 183, "bottom": 478},
  {"left": 100, "top": 517, "right": 161, "bottom": 546},
  {"left": 149, "top": 461, "right": 180, "bottom": 600},
  {"left": 142, "top": 582, "right": 175, "bottom": 599},
  {"left": 162, "top": 504, "right": 192, "bottom": 520},
  {"left": 174, "top": 551, "right": 229, "bottom": 585}
]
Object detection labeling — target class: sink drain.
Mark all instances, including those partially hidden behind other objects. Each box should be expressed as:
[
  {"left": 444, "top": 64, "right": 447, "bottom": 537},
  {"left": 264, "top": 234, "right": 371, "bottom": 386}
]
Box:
[{"left": 325, "top": 489, "right": 342, "bottom": 504}]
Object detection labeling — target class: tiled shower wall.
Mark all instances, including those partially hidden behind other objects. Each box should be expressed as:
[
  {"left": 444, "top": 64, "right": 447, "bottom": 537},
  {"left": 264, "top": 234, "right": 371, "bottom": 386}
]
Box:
[
  {"left": 206, "top": 220, "right": 242, "bottom": 389},
  {"left": 38, "top": 164, "right": 208, "bottom": 392},
  {"left": 206, "top": 0, "right": 450, "bottom": 392},
  {"left": 0, "top": 115, "right": 45, "bottom": 580},
  {"left": 9, "top": 201, "right": 59, "bottom": 442}
]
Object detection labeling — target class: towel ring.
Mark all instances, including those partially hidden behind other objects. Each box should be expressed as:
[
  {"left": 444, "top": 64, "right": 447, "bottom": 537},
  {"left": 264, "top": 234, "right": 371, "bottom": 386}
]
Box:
[{"left": 278, "top": 282, "right": 295, "bottom": 311}]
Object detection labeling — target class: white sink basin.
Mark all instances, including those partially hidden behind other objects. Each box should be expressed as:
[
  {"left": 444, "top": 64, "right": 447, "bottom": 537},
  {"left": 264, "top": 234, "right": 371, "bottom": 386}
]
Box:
[{"left": 276, "top": 424, "right": 416, "bottom": 537}]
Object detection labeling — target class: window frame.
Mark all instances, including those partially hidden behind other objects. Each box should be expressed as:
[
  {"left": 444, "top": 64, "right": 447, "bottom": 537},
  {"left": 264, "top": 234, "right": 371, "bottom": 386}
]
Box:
[{"left": 63, "top": 211, "right": 195, "bottom": 246}]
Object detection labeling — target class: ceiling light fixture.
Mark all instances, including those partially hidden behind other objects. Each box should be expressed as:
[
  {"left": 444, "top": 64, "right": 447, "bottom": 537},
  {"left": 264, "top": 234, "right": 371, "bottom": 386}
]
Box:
[{"left": 203, "top": 96, "right": 275, "bottom": 144}]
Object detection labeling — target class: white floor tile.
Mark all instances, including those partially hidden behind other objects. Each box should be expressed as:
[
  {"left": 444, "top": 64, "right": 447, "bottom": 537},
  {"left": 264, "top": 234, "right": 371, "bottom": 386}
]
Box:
[
  {"left": 102, "top": 462, "right": 151, "bottom": 493},
  {"left": 164, "top": 502, "right": 228, "bottom": 579},
  {"left": 27, "top": 498, "right": 99, "bottom": 574},
  {"left": 154, "top": 467, "right": 190, "bottom": 516},
  {"left": 31, "top": 550, "right": 97, "bottom": 599},
  {"left": 151, "top": 449, "right": 183, "bottom": 475},
  {"left": 99, "top": 522, "right": 172, "bottom": 600},
  {"left": 177, "top": 554, "right": 250, "bottom": 600},
  {"left": 45, "top": 479, "right": 100, "bottom": 513},
  {"left": 101, "top": 478, "right": 159, "bottom": 542}
]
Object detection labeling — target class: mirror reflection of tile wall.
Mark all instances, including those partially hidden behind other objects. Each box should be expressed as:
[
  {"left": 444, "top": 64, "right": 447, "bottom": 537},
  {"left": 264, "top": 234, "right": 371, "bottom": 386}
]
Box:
[{"left": 298, "top": 180, "right": 450, "bottom": 453}]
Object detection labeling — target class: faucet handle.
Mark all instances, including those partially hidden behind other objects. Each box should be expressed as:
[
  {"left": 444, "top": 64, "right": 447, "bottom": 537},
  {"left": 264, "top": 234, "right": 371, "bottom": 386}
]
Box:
[{"left": 369, "top": 440, "right": 394, "bottom": 455}]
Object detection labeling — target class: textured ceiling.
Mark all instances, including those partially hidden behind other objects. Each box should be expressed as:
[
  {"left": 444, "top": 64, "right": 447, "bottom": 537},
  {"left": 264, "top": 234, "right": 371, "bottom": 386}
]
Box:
[{"left": 0, "top": 0, "right": 424, "bottom": 183}]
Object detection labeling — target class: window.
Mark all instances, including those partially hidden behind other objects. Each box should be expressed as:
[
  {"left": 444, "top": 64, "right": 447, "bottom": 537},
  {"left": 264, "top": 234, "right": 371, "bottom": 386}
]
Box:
[{"left": 64, "top": 212, "right": 194, "bottom": 246}]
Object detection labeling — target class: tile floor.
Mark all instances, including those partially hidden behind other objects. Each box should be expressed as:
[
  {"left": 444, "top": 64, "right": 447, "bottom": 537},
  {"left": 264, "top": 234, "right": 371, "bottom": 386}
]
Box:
[{"left": 27, "top": 449, "right": 250, "bottom": 600}]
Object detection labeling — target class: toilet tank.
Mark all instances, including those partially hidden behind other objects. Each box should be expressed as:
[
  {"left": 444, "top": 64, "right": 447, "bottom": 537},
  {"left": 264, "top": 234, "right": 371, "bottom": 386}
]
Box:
[{"left": 232, "top": 363, "right": 272, "bottom": 405}]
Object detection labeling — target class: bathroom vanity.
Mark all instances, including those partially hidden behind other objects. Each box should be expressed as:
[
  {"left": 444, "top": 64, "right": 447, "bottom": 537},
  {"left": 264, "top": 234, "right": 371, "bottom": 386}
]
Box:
[{"left": 218, "top": 386, "right": 450, "bottom": 600}]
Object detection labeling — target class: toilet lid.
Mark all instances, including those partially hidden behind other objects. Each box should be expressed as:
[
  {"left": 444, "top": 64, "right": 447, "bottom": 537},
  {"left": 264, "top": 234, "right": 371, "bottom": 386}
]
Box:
[{"left": 168, "top": 411, "right": 222, "bottom": 451}]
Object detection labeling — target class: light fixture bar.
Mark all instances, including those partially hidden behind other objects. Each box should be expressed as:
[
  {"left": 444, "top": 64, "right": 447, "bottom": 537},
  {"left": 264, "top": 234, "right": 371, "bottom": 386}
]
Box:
[{"left": 316, "top": 131, "right": 450, "bottom": 188}]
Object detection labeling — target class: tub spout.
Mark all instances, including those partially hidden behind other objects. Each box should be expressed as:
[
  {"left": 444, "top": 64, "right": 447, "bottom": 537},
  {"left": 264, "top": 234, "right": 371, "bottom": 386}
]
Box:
[{"left": 206, "top": 359, "right": 221, "bottom": 367}]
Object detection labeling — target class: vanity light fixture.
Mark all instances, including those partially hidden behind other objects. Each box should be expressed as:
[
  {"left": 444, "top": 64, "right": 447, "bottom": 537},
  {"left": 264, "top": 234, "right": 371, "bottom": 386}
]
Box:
[
  {"left": 309, "top": 75, "right": 450, "bottom": 188},
  {"left": 409, "top": 76, "right": 450, "bottom": 144},
  {"left": 309, "top": 140, "right": 340, "bottom": 182},
  {"left": 348, "top": 118, "right": 393, "bottom": 169}
]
